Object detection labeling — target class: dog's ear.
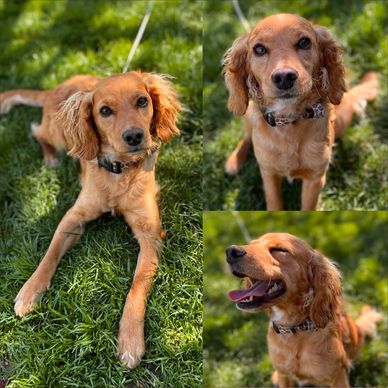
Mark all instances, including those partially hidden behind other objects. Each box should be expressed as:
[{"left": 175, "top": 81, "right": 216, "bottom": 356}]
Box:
[
  {"left": 314, "top": 25, "right": 346, "bottom": 105},
  {"left": 56, "top": 91, "right": 99, "bottom": 160},
  {"left": 142, "top": 73, "right": 181, "bottom": 142},
  {"left": 307, "top": 250, "right": 342, "bottom": 328},
  {"left": 223, "top": 33, "right": 251, "bottom": 115}
]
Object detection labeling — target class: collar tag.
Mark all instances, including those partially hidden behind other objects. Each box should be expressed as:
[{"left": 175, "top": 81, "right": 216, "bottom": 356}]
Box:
[
  {"left": 110, "top": 161, "right": 122, "bottom": 174},
  {"left": 264, "top": 112, "right": 276, "bottom": 127}
]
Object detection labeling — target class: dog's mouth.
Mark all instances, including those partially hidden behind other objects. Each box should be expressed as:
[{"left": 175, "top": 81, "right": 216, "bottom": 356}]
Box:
[
  {"left": 228, "top": 274, "right": 286, "bottom": 310},
  {"left": 277, "top": 93, "right": 298, "bottom": 99}
]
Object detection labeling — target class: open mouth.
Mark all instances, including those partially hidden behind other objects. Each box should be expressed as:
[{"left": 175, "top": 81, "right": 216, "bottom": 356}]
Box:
[{"left": 228, "top": 278, "right": 286, "bottom": 310}]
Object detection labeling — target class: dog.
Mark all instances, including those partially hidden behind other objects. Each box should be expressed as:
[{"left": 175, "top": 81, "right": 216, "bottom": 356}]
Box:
[
  {"left": 223, "top": 13, "right": 379, "bottom": 210},
  {"left": 0, "top": 71, "right": 180, "bottom": 369},
  {"left": 226, "top": 233, "right": 382, "bottom": 387}
]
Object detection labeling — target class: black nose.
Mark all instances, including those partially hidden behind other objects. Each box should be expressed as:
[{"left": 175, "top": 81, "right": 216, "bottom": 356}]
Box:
[
  {"left": 271, "top": 68, "right": 298, "bottom": 90},
  {"left": 226, "top": 245, "right": 246, "bottom": 265},
  {"left": 122, "top": 128, "right": 144, "bottom": 146}
]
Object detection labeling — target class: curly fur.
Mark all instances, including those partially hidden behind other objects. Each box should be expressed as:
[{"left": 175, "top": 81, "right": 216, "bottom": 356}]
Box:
[{"left": 56, "top": 91, "right": 100, "bottom": 160}]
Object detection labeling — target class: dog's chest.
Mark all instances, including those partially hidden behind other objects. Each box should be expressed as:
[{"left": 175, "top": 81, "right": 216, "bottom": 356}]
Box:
[
  {"left": 252, "top": 123, "right": 331, "bottom": 179},
  {"left": 268, "top": 332, "right": 339, "bottom": 385}
]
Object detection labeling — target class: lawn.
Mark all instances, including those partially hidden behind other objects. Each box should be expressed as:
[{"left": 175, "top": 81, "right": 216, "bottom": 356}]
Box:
[
  {"left": 203, "top": 211, "right": 388, "bottom": 387},
  {"left": 203, "top": 0, "right": 388, "bottom": 210},
  {"left": 0, "top": 1, "right": 202, "bottom": 387}
]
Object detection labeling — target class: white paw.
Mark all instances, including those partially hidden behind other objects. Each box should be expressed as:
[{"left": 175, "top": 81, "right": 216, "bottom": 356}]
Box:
[
  {"left": 14, "top": 291, "right": 42, "bottom": 317},
  {"left": 0, "top": 101, "right": 11, "bottom": 114},
  {"left": 117, "top": 332, "right": 145, "bottom": 369},
  {"left": 119, "top": 348, "right": 144, "bottom": 369},
  {"left": 14, "top": 279, "right": 48, "bottom": 317}
]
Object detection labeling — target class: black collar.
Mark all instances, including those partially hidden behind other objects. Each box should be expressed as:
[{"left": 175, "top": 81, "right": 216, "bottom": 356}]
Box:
[
  {"left": 97, "top": 143, "right": 160, "bottom": 174},
  {"left": 272, "top": 318, "right": 318, "bottom": 334},
  {"left": 263, "top": 102, "right": 325, "bottom": 127}
]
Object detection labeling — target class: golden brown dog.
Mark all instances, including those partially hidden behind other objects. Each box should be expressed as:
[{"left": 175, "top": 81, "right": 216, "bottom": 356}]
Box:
[
  {"left": 0, "top": 71, "right": 180, "bottom": 368},
  {"left": 226, "top": 233, "right": 382, "bottom": 387},
  {"left": 223, "top": 14, "right": 379, "bottom": 210}
]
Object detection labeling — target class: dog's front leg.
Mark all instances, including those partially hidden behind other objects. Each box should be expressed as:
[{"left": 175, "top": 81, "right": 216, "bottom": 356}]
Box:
[
  {"left": 14, "top": 198, "right": 101, "bottom": 317},
  {"left": 118, "top": 209, "right": 162, "bottom": 369},
  {"left": 260, "top": 169, "right": 284, "bottom": 210},
  {"left": 331, "top": 367, "right": 350, "bottom": 388},
  {"left": 301, "top": 175, "right": 326, "bottom": 210},
  {"left": 277, "top": 372, "right": 295, "bottom": 388}
]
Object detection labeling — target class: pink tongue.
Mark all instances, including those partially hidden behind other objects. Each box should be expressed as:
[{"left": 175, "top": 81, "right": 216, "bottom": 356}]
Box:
[{"left": 228, "top": 280, "right": 272, "bottom": 302}]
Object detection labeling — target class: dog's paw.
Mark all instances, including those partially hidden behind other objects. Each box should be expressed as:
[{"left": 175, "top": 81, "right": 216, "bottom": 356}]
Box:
[
  {"left": 224, "top": 152, "right": 240, "bottom": 176},
  {"left": 0, "top": 101, "right": 11, "bottom": 114},
  {"left": 117, "top": 330, "right": 145, "bottom": 369},
  {"left": 44, "top": 155, "right": 59, "bottom": 168},
  {"left": 14, "top": 279, "right": 47, "bottom": 317}
]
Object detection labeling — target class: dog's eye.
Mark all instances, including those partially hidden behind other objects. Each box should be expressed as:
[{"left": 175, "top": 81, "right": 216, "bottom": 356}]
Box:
[
  {"left": 298, "top": 37, "right": 311, "bottom": 50},
  {"left": 270, "top": 247, "right": 289, "bottom": 254},
  {"left": 137, "top": 97, "right": 148, "bottom": 108},
  {"left": 100, "top": 106, "right": 112, "bottom": 117},
  {"left": 253, "top": 43, "right": 267, "bottom": 56}
]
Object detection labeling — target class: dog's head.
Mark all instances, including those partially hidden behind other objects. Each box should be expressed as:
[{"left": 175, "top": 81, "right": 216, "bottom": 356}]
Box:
[
  {"left": 223, "top": 13, "right": 346, "bottom": 115},
  {"left": 56, "top": 71, "right": 180, "bottom": 160},
  {"left": 226, "top": 233, "right": 342, "bottom": 328}
]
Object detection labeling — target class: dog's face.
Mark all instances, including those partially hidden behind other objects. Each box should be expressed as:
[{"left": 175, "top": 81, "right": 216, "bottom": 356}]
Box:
[
  {"left": 223, "top": 13, "right": 346, "bottom": 115},
  {"left": 58, "top": 71, "right": 180, "bottom": 160},
  {"left": 248, "top": 14, "right": 320, "bottom": 102},
  {"left": 92, "top": 73, "right": 154, "bottom": 154},
  {"left": 226, "top": 233, "right": 341, "bottom": 328}
]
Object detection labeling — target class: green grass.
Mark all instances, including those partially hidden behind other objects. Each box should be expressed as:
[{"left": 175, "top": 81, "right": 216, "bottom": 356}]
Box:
[
  {"left": 0, "top": 1, "right": 202, "bottom": 386},
  {"left": 203, "top": 0, "right": 388, "bottom": 210},
  {"left": 203, "top": 211, "right": 388, "bottom": 387}
]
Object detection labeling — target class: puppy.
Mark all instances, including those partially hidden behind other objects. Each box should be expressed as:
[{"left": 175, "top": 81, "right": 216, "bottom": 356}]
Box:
[
  {"left": 226, "top": 233, "right": 382, "bottom": 387},
  {"left": 0, "top": 71, "right": 180, "bottom": 369},
  {"left": 223, "top": 14, "right": 379, "bottom": 210}
]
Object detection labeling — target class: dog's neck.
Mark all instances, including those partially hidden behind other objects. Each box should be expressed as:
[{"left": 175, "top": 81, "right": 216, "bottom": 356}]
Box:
[
  {"left": 270, "top": 300, "right": 311, "bottom": 325},
  {"left": 96, "top": 142, "right": 160, "bottom": 174},
  {"left": 255, "top": 96, "right": 326, "bottom": 128},
  {"left": 269, "top": 306, "right": 318, "bottom": 335}
]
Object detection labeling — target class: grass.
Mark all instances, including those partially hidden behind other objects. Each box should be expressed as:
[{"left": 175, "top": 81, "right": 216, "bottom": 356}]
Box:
[
  {"left": 203, "top": 0, "right": 388, "bottom": 210},
  {"left": 203, "top": 211, "right": 388, "bottom": 387},
  {"left": 0, "top": 1, "right": 202, "bottom": 387}
]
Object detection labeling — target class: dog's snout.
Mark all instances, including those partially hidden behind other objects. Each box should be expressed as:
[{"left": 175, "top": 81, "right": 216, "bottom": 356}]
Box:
[
  {"left": 122, "top": 128, "right": 144, "bottom": 146},
  {"left": 271, "top": 68, "right": 298, "bottom": 90},
  {"left": 226, "top": 245, "right": 246, "bottom": 264}
]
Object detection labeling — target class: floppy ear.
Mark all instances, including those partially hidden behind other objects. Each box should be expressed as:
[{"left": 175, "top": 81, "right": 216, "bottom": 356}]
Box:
[
  {"left": 142, "top": 73, "right": 181, "bottom": 142},
  {"left": 314, "top": 25, "right": 346, "bottom": 105},
  {"left": 223, "top": 33, "right": 251, "bottom": 115},
  {"left": 307, "top": 250, "right": 342, "bottom": 328},
  {"left": 56, "top": 91, "right": 99, "bottom": 160}
]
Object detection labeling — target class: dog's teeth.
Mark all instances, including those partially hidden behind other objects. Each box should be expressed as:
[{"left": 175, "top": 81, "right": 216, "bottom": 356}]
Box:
[
  {"left": 267, "top": 283, "right": 281, "bottom": 294},
  {"left": 249, "top": 296, "right": 253, "bottom": 301}
]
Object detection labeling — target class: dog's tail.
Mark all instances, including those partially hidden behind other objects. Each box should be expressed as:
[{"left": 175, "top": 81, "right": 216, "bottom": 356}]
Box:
[
  {"left": 355, "top": 304, "right": 382, "bottom": 340},
  {"left": 0, "top": 89, "right": 48, "bottom": 114},
  {"left": 334, "top": 72, "right": 379, "bottom": 138}
]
